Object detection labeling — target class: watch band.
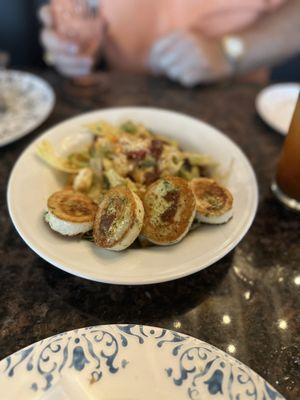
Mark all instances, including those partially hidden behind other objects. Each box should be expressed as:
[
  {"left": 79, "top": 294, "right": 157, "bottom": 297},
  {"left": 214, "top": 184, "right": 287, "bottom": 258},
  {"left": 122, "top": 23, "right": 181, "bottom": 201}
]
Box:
[
  {"left": 221, "top": 35, "right": 245, "bottom": 75},
  {"left": 44, "top": 51, "right": 55, "bottom": 66}
]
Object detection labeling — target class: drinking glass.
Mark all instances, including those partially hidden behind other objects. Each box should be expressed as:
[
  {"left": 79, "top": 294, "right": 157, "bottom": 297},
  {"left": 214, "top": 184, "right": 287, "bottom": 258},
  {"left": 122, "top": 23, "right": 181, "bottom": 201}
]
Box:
[
  {"left": 271, "top": 94, "right": 300, "bottom": 211},
  {"left": 51, "top": 0, "right": 103, "bottom": 84}
]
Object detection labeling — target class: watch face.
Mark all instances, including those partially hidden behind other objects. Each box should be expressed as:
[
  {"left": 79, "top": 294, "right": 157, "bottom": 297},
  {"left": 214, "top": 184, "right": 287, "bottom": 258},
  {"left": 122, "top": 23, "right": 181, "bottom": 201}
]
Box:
[{"left": 222, "top": 36, "right": 245, "bottom": 61}]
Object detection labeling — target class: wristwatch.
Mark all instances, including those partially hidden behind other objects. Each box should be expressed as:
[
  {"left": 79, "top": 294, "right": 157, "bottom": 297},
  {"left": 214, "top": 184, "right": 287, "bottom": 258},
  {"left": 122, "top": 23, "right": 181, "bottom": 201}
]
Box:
[{"left": 221, "top": 35, "right": 246, "bottom": 75}]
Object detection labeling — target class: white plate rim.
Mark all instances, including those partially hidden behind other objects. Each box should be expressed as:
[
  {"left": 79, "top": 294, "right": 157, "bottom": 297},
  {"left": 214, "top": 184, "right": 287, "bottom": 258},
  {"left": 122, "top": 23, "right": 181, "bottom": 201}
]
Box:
[
  {"left": 255, "top": 82, "right": 300, "bottom": 135},
  {"left": 7, "top": 107, "right": 258, "bottom": 285},
  {"left": 0, "top": 69, "right": 55, "bottom": 147}
]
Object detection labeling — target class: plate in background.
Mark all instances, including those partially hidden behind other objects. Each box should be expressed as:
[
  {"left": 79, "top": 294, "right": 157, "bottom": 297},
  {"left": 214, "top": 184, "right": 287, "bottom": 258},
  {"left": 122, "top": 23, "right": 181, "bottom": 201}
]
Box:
[
  {"left": 0, "top": 324, "right": 285, "bottom": 400},
  {"left": 0, "top": 70, "right": 55, "bottom": 146},
  {"left": 256, "top": 83, "right": 300, "bottom": 135},
  {"left": 7, "top": 107, "right": 258, "bottom": 285}
]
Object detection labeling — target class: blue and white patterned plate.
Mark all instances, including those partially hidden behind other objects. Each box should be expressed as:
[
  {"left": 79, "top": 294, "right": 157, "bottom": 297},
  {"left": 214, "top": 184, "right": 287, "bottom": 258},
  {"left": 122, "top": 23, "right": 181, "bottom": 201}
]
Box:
[
  {"left": 0, "top": 70, "right": 55, "bottom": 146},
  {"left": 0, "top": 325, "right": 284, "bottom": 399}
]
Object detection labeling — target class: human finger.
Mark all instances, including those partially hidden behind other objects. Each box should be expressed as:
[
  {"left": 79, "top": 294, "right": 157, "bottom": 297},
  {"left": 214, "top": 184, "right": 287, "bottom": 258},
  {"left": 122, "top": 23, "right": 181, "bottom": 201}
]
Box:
[
  {"left": 165, "top": 46, "right": 206, "bottom": 78},
  {"left": 56, "top": 64, "right": 92, "bottom": 78},
  {"left": 148, "top": 32, "right": 183, "bottom": 72},
  {"left": 150, "top": 31, "right": 182, "bottom": 58},
  {"left": 51, "top": 53, "right": 93, "bottom": 68},
  {"left": 40, "top": 28, "right": 79, "bottom": 55},
  {"left": 38, "top": 5, "right": 53, "bottom": 28}
]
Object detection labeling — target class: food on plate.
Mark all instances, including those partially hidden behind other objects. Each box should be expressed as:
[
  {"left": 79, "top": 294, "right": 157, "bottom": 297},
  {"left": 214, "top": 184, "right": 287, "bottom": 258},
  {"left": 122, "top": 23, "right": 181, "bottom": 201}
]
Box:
[
  {"left": 190, "top": 178, "right": 233, "bottom": 224},
  {"left": 37, "top": 120, "right": 233, "bottom": 251},
  {"left": 73, "top": 167, "right": 93, "bottom": 192},
  {"left": 45, "top": 190, "right": 97, "bottom": 236},
  {"left": 37, "top": 140, "right": 81, "bottom": 173},
  {"left": 142, "top": 176, "right": 196, "bottom": 245},
  {"left": 36, "top": 120, "right": 217, "bottom": 198},
  {"left": 93, "top": 186, "right": 144, "bottom": 251}
]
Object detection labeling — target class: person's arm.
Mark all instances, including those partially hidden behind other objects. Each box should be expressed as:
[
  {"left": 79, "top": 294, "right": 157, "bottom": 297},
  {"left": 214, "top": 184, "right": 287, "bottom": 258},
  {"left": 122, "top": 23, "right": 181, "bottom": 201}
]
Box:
[
  {"left": 149, "top": 0, "right": 300, "bottom": 87},
  {"left": 232, "top": 0, "right": 300, "bottom": 73}
]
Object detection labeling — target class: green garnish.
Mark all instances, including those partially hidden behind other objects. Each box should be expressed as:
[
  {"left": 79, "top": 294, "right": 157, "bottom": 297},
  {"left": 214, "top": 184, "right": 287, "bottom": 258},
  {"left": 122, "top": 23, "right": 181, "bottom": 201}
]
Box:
[
  {"left": 139, "top": 158, "right": 156, "bottom": 168},
  {"left": 121, "top": 121, "right": 137, "bottom": 134}
]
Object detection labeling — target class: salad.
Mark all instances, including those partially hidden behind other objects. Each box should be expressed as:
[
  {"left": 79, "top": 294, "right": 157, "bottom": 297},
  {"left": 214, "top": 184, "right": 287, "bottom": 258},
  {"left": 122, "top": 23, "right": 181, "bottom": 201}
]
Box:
[{"left": 37, "top": 121, "right": 233, "bottom": 251}]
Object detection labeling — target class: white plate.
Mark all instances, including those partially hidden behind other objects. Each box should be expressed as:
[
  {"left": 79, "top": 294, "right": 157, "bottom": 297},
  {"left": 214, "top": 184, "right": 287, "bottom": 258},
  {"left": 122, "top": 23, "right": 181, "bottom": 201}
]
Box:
[
  {"left": 0, "top": 324, "right": 285, "bottom": 400},
  {"left": 7, "top": 107, "right": 258, "bottom": 285},
  {"left": 256, "top": 83, "right": 300, "bottom": 135},
  {"left": 0, "top": 70, "right": 55, "bottom": 146}
]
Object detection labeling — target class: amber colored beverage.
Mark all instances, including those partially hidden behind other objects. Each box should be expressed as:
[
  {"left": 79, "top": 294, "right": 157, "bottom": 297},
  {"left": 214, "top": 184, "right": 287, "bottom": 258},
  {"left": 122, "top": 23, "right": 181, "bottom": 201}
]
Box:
[{"left": 275, "top": 95, "right": 300, "bottom": 202}]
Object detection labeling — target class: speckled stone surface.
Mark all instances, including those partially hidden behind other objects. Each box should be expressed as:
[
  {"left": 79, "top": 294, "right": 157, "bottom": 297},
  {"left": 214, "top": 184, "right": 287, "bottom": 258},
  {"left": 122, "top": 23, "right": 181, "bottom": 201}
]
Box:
[{"left": 0, "top": 71, "right": 299, "bottom": 399}]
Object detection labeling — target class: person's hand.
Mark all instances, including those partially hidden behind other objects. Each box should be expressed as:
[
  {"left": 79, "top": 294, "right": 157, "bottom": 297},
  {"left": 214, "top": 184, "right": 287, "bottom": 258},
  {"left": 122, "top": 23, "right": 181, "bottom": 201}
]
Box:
[
  {"left": 38, "top": 5, "right": 97, "bottom": 77},
  {"left": 148, "top": 31, "right": 233, "bottom": 87}
]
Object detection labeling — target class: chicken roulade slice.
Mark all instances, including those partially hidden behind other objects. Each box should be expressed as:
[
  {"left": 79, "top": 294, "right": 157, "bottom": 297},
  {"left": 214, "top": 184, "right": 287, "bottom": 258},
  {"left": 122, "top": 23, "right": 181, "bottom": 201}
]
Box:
[
  {"left": 190, "top": 178, "right": 233, "bottom": 224},
  {"left": 45, "top": 190, "right": 97, "bottom": 236},
  {"left": 142, "top": 176, "right": 196, "bottom": 245},
  {"left": 93, "top": 186, "right": 144, "bottom": 251}
]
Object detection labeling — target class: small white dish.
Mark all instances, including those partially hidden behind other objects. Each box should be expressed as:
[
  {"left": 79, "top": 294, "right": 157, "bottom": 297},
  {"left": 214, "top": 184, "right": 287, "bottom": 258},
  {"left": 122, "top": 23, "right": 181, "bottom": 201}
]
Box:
[
  {"left": 0, "top": 324, "right": 285, "bottom": 400},
  {"left": 256, "top": 83, "right": 300, "bottom": 135},
  {"left": 0, "top": 70, "right": 55, "bottom": 146},
  {"left": 7, "top": 107, "right": 258, "bottom": 285}
]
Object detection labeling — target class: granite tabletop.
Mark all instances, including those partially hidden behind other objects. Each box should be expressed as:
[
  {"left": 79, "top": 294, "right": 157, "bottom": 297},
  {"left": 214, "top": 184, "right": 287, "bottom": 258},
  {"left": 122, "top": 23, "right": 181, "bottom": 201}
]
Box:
[{"left": 0, "top": 71, "right": 299, "bottom": 399}]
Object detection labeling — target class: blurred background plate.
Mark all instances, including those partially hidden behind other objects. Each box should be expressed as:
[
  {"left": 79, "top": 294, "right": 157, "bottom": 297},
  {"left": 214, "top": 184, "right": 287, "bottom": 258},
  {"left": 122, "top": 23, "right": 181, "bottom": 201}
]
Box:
[
  {"left": 0, "top": 70, "right": 55, "bottom": 146},
  {"left": 0, "top": 324, "right": 285, "bottom": 400},
  {"left": 256, "top": 83, "right": 300, "bottom": 135},
  {"left": 7, "top": 107, "right": 258, "bottom": 285}
]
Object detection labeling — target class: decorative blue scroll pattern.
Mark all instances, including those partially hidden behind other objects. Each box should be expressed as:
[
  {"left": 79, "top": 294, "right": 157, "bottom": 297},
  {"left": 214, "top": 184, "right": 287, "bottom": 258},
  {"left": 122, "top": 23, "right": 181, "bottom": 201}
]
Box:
[
  {"left": 0, "top": 325, "right": 285, "bottom": 400},
  {"left": 1, "top": 327, "right": 129, "bottom": 393}
]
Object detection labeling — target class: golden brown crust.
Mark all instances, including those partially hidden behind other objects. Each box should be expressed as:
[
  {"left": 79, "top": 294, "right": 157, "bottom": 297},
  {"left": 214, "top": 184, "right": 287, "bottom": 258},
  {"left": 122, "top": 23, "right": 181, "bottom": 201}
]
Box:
[
  {"left": 190, "top": 178, "right": 233, "bottom": 217},
  {"left": 47, "top": 190, "right": 97, "bottom": 223},
  {"left": 142, "top": 176, "right": 196, "bottom": 245},
  {"left": 93, "top": 186, "right": 136, "bottom": 248}
]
